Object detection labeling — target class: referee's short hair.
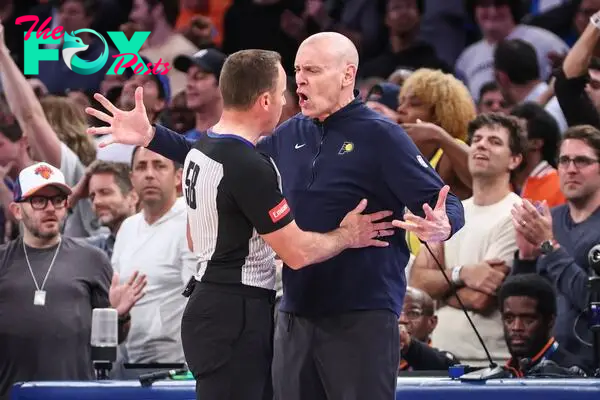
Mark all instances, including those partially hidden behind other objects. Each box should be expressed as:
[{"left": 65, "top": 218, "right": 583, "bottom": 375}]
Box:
[{"left": 219, "top": 49, "right": 282, "bottom": 111}]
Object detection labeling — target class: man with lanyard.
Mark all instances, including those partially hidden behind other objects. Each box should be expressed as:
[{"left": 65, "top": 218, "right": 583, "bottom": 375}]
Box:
[
  {"left": 84, "top": 49, "right": 395, "bottom": 400},
  {"left": 498, "top": 274, "right": 586, "bottom": 377},
  {"left": 0, "top": 162, "right": 146, "bottom": 400}
]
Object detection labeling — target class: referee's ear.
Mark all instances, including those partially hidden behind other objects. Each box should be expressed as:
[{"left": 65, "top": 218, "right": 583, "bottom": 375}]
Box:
[{"left": 174, "top": 164, "right": 183, "bottom": 189}]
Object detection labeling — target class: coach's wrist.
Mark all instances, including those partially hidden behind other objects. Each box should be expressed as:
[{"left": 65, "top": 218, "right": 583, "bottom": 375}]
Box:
[
  {"left": 335, "top": 226, "right": 353, "bottom": 249},
  {"left": 144, "top": 125, "right": 156, "bottom": 147}
]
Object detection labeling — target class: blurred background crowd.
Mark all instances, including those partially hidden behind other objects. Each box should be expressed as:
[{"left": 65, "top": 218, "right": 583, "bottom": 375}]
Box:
[{"left": 1, "top": 0, "right": 600, "bottom": 389}]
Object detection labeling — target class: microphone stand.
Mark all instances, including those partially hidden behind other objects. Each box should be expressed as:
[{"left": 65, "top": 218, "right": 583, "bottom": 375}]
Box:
[
  {"left": 93, "top": 361, "right": 113, "bottom": 380},
  {"left": 588, "top": 272, "right": 600, "bottom": 377},
  {"left": 90, "top": 308, "right": 118, "bottom": 381}
]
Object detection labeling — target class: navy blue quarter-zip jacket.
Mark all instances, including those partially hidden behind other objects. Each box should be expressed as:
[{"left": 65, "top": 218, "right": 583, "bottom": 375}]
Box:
[
  {"left": 145, "top": 99, "right": 465, "bottom": 317},
  {"left": 257, "top": 98, "right": 464, "bottom": 317}
]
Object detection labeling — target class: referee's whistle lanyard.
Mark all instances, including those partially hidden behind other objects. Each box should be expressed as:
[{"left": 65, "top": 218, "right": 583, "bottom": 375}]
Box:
[{"left": 505, "top": 337, "right": 559, "bottom": 377}]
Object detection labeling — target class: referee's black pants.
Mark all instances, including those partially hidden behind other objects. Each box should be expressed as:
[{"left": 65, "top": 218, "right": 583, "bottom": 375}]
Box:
[{"left": 181, "top": 282, "right": 275, "bottom": 400}]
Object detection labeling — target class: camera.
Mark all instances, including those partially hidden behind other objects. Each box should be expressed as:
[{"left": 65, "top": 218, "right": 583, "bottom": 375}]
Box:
[
  {"left": 589, "top": 244, "right": 600, "bottom": 275},
  {"left": 587, "top": 244, "right": 600, "bottom": 375}
]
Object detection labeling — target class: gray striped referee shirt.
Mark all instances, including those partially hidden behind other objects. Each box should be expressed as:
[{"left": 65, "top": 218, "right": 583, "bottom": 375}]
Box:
[{"left": 182, "top": 131, "right": 294, "bottom": 291}]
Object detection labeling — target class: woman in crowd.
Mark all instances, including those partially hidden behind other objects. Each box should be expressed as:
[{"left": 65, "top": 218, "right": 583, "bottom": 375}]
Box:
[
  {"left": 41, "top": 95, "right": 97, "bottom": 166},
  {"left": 397, "top": 68, "right": 476, "bottom": 254}
]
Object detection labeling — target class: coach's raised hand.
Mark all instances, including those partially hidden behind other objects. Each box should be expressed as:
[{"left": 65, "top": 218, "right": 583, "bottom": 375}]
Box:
[
  {"left": 393, "top": 185, "right": 452, "bottom": 243},
  {"left": 85, "top": 87, "right": 154, "bottom": 148}
]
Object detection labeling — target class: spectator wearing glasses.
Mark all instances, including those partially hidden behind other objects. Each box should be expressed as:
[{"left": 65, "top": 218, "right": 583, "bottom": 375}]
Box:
[
  {"left": 398, "top": 287, "right": 459, "bottom": 372},
  {"left": 512, "top": 124, "right": 600, "bottom": 370},
  {"left": 0, "top": 162, "right": 146, "bottom": 400},
  {"left": 477, "top": 81, "right": 510, "bottom": 114}
]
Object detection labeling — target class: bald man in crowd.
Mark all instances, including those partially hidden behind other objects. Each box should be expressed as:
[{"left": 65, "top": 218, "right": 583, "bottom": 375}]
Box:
[
  {"left": 399, "top": 287, "right": 459, "bottom": 372},
  {"left": 259, "top": 32, "right": 464, "bottom": 400},
  {"left": 401, "top": 287, "right": 437, "bottom": 346}
]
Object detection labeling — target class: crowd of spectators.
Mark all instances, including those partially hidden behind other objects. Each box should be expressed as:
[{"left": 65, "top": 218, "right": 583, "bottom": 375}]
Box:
[{"left": 2, "top": 0, "right": 600, "bottom": 397}]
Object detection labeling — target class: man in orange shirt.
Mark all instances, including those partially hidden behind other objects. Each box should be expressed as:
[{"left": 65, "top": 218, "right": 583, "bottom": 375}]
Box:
[
  {"left": 176, "top": 0, "right": 232, "bottom": 46},
  {"left": 511, "top": 102, "right": 565, "bottom": 207}
]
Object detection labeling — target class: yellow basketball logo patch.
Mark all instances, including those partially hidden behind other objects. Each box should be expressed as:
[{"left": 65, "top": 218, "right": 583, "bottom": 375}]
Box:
[{"left": 339, "top": 141, "right": 354, "bottom": 155}]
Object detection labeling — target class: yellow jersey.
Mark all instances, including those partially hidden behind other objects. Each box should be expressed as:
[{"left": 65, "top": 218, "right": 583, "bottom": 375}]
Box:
[{"left": 406, "top": 148, "right": 444, "bottom": 255}]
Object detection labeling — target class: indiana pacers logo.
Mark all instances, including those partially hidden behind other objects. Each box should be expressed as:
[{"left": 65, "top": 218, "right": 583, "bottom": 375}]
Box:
[{"left": 338, "top": 141, "right": 354, "bottom": 155}]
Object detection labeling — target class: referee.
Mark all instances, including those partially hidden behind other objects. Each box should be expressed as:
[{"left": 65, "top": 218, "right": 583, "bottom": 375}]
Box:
[{"left": 86, "top": 50, "right": 395, "bottom": 400}]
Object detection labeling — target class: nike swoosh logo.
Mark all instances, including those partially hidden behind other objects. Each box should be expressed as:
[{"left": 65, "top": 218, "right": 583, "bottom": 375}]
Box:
[{"left": 295, "top": 144, "right": 306, "bottom": 149}]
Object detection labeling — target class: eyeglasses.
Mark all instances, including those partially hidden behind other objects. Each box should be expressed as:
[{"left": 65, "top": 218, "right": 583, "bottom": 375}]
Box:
[
  {"left": 481, "top": 99, "right": 509, "bottom": 109},
  {"left": 558, "top": 155, "right": 599, "bottom": 169},
  {"left": 21, "top": 195, "right": 67, "bottom": 210},
  {"left": 400, "top": 309, "right": 432, "bottom": 321},
  {"left": 587, "top": 79, "right": 600, "bottom": 90}
]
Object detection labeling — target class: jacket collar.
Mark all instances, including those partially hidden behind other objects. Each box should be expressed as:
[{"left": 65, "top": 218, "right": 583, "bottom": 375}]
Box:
[
  {"left": 307, "top": 90, "right": 365, "bottom": 125},
  {"left": 505, "top": 337, "right": 559, "bottom": 377}
]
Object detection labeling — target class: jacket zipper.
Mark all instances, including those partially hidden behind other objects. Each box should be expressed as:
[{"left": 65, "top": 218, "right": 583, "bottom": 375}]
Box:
[{"left": 307, "top": 124, "right": 326, "bottom": 189}]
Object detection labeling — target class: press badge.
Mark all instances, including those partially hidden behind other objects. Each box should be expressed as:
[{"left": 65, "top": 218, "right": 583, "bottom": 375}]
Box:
[{"left": 34, "top": 290, "right": 46, "bottom": 306}]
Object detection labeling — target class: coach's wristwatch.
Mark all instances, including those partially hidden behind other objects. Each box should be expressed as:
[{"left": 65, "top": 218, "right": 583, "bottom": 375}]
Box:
[{"left": 540, "top": 239, "right": 559, "bottom": 255}]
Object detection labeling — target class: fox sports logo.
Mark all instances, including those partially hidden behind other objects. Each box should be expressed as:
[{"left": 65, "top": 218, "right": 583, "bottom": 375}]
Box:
[{"left": 61, "top": 29, "right": 109, "bottom": 75}]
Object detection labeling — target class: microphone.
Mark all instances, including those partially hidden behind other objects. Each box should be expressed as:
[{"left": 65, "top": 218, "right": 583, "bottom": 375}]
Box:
[
  {"left": 420, "top": 241, "right": 511, "bottom": 380},
  {"left": 91, "top": 308, "right": 118, "bottom": 380}
]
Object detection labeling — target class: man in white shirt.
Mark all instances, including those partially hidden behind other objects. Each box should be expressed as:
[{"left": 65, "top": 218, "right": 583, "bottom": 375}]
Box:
[
  {"left": 111, "top": 147, "right": 198, "bottom": 365},
  {"left": 456, "top": 0, "right": 568, "bottom": 101},
  {"left": 410, "top": 113, "right": 526, "bottom": 366},
  {"left": 130, "top": 0, "right": 199, "bottom": 96},
  {"left": 494, "top": 39, "right": 568, "bottom": 133}
]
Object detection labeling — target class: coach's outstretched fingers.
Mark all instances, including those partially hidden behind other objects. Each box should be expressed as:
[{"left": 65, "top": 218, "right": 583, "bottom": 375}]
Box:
[
  {"left": 392, "top": 185, "right": 452, "bottom": 243},
  {"left": 85, "top": 87, "right": 154, "bottom": 147}
]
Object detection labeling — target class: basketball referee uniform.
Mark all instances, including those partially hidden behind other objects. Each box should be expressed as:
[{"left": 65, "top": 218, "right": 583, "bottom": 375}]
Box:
[{"left": 180, "top": 131, "right": 294, "bottom": 400}]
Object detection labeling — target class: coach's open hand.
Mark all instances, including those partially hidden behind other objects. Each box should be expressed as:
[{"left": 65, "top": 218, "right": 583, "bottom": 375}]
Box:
[
  {"left": 85, "top": 87, "right": 154, "bottom": 148},
  {"left": 339, "top": 199, "right": 394, "bottom": 248},
  {"left": 392, "top": 185, "right": 451, "bottom": 243}
]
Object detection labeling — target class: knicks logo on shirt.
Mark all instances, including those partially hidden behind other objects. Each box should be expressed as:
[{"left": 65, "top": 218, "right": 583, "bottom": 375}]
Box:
[{"left": 269, "top": 199, "right": 290, "bottom": 223}]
